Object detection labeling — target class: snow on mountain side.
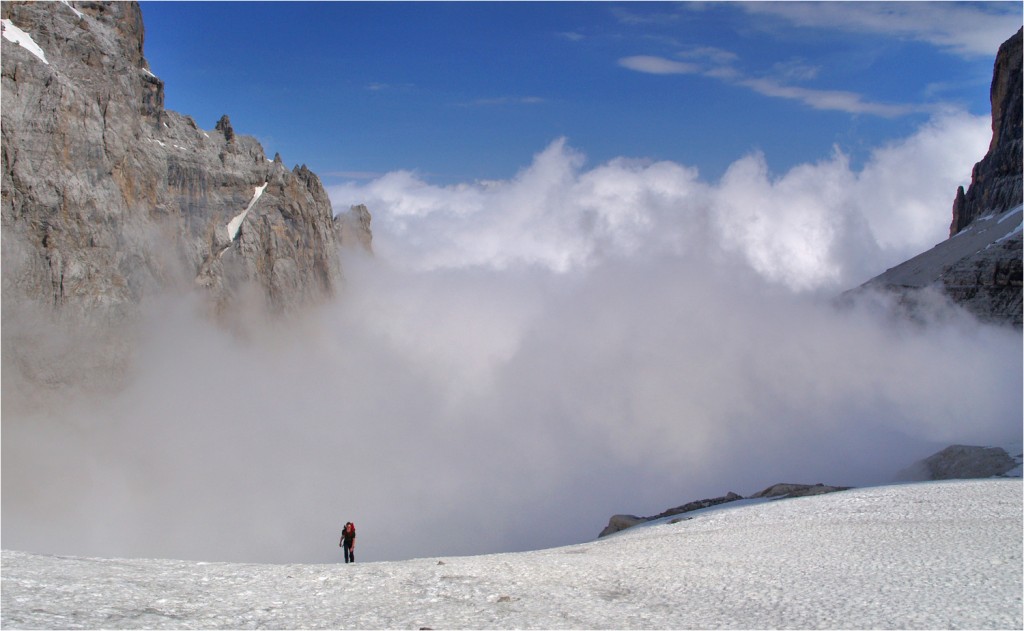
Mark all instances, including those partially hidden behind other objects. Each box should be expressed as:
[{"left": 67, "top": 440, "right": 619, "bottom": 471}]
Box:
[
  {"left": 867, "top": 205, "right": 1022, "bottom": 289},
  {"left": 226, "top": 183, "right": 269, "bottom": 242},
  {"left": 851, "top": 204, "right": 1023, "bottom": 326},
  {"left": 2, "top": 480, "right": 1020, "bottom": 630}
]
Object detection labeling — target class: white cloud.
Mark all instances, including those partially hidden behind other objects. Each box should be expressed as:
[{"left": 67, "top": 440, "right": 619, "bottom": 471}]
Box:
[
  {"left": 615, "top": 4, "right": 1021, "bottom": 116},
  {"left": 771, "top": 58, "right": 821, "bottom": 82},
  {"left": 678, "top": 46, "right": 739, "bottom": 65},
  {"left": 742, "top": 2, "right": 1022, "bottom": 58},
  {"left": 464, "top": 96, "right": 546, "bottom": 107},
  {"left": 330, "top": 138, "right": 704, "bottom": 274},
  {"left": 856, "top": 111, "right": 992, "bottom": 249},
  {"left": 330, "top": 110, "right": 989, "bottom": 290},
  {"left": 618, "top": 55, "right": 701, "bottom": 75},
  {"left": 711, "top": 150, "right": 852, "bottom": 290},
  {"left": 617, "top": 54, "right": 921, "bottom": 118},
  {"left": 739, "top": 77, "right": 920, "bottom": 118}
]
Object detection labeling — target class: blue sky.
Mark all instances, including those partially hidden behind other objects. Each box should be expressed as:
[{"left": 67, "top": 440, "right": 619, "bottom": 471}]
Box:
[{"left": 141, "top": 2, "right": 1021, "bottom": 186}]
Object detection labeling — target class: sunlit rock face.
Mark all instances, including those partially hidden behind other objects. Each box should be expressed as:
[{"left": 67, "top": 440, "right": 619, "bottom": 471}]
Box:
[{"left": 1, "top": 1, "right": 371, "bottom": 391}]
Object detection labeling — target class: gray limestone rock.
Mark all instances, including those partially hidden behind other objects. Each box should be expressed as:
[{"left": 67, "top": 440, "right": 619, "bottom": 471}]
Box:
[
  {"left": 852, "top": 205, "right": 1022, "bottom": 327},
  {"left": 336, "top": 204, "right": 374, "bottom": 253},
  {"left": 895, "top": 445, "right": 1020, "bottom": 482},
  {"left": 750, "top": 483, "right": 851, "bottom": 500},
  {"left": 1, "top": 1, "right": 369, "bottom": 394},
  {"left": 597, "top": 515, "right": 646, "bottom": 538},
  {"left": 598, "top": 491, "right": 744, "bottom": 537}
]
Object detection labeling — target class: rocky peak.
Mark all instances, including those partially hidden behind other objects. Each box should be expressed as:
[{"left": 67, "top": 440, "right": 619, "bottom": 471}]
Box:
[
  {"left": 950, "top": 27, "right": 1022, "bottom": 236},
  {"left": 336, "top": 204, "right": 374, "bottom": 254},
  {"left": 215, "top": 114, "right": 235, "bottom": 143}
]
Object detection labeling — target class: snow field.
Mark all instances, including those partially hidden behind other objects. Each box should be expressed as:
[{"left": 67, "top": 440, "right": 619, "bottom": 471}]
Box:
[{"left": 2, "top": 479, "right": 1021, "bottom": 629}]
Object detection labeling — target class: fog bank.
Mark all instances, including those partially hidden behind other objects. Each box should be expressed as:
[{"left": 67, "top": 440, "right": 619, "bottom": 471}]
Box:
[{"left": 2, "top": 112, "right": 1020, "bottom": 563}]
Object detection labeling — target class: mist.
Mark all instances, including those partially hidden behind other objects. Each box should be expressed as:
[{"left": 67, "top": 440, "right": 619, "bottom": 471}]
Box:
[{"left": 2, "top": 111, "right": 1021, "bottom": 564}]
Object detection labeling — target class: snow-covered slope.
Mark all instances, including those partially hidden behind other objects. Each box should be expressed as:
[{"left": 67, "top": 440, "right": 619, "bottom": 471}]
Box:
[
  {"left": 851, "top": 203, "right": 1023, "bottom": 326},
  {"left": 866, "top": 205, "right": 1022, "bottom": 289},
  {"left": 3, "top": 480, "right": 1020, "bottom": 630}
]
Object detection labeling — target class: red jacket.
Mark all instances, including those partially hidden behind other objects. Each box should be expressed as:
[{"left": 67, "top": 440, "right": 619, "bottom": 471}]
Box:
[{"left": 340, "top": 523, "right": 356, "bottom": 546}]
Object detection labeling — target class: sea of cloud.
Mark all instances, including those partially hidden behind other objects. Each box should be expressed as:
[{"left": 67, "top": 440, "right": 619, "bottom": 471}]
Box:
[
  {"left": 3, "top": 110, "right": 1021, "bottom": 564},
  {"left": 329, "top": 111, "right": 990, "bottom": 291}
]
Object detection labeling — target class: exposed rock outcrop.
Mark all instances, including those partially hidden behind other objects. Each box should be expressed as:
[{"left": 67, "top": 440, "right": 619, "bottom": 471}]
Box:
[
  {"left": 749, "top": 482, "right": 851, "bottom": 499},
  {"left": 598, "top": 491, "right": 744, "bottom": 537},
  {"left": 599, "top": 443, "right": 1020, "bottom": 539},
  {"left": 598, "top": 514, "right": 647, "bottom": 538},
  {"left": 337, "top": 203, "right": 374, "bottom": 253},
  {"left": 950, "top": 28, "right": 1023, "bottom": 236},
  {"left": 1, "top": 1, "right": 370, "bottom": 392},
  {"left": 848, "top": 28, "right": 1022, "bottom": 327},
  {"left": 896, "top": 444, "right": 1022, "bottom": 482},
  {"left": 852, "top": 205, "right": 1022, "bottom": 326},
  {"left": 599, "top": 487, "right": 856, "bottom": 537}
]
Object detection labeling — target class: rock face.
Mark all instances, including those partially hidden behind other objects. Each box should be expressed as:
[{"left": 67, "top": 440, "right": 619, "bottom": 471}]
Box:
[
  {"left": 598, "top": 491, "right": 744, "bottom": 538},
  {"left": 597, "top": 484, "right": 853, "bottom": 537},
  {"left": 337, "top": 204, "right": 375, "bottom": 253},
  {"left": 850, "top": 28, "right": 1022, "bottom": 327},
  {"left": 597, "top": 514, "right": 647, "bottom": 538},
  {"left": 749, "top": 482, "right": 851, "bottom": 500},
  {"left": 854, "top": 205, "right": 1022, "bottom": 326},
  {"left": 1, "top": 2, "right": 370, "bottom": 391},
  {"left": 895, "top": 445, "right": 1021, "bottom": 482},
  {"left": 950, "top": 28, "right": 1023, "bottom": 236}
]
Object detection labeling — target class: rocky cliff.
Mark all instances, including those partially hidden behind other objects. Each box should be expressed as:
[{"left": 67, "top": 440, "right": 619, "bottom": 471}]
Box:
[
  {"left": 1, "top": 1, "right": 370, "bottom": 392},
  {"left": 851, "top": 28, "right": 1022, "bottom": 327},
  {"left": 950, "top": 28, "right": 1023, "bottom": 236}
]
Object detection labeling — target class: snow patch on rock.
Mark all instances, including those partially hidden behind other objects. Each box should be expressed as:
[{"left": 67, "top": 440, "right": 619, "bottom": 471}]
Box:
[
  {"left": 227, "top": 183, "right": 268, "bottom": 241},
  {"left": 1, "top": 19, "right": 48, "bottom": 65}
]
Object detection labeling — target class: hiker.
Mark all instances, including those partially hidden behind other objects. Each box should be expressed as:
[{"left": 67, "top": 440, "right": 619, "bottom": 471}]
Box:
[{"left": 339, "top": 522, "right": 356, "bottom": 563}]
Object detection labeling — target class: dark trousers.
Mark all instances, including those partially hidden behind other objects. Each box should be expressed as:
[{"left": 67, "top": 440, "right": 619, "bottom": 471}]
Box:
[{"left": 343, "top": 542, "right": 354, "bottom": 563}]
